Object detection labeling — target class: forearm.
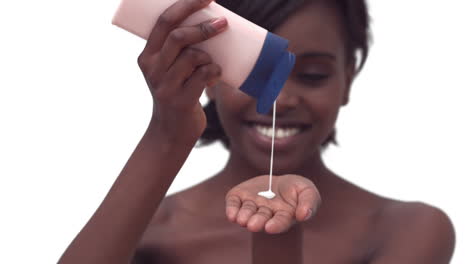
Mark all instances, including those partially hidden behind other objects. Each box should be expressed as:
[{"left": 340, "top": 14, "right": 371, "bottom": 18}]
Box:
[
  {"left": 252, "top": 224, "right": 303, "bottom": 264},
  {"left": 58, "top": 119, "right": 197, "bottom": 264}
]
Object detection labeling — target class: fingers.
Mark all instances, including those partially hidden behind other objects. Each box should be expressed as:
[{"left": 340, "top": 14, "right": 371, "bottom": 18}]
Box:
[
  {"left": 137, "top": 0, "right": 228, "bottom": 109},
  {"left": 225, "top": 195, "right": 241, "bottom": 222},
  {"left": 236, "top": 200, "right": 258, "bottom": 227},
  {"left": 295, "top": 186, "right": 321, "bottom": 222},
  {"left": 144, "top": 0, "right": 216, "bottom": 53},
  {"left": 246, "top": 206, "right": 273, "bottom": 232},
  {"left": 151, "top": 47, "right": 221, "bottom": 108},
  {"left": 158, "top": 17, "right": 227, "bottom": 71},
  {"left": 225, "top": 201, "right": 296, "bottom": 234},
  {"left": 182, "top": 63, "right": 221, "bottom": 103},
  {"left": 160, "top": 48, "right": 211, "bottom": 99},
  {"left": 164, "top": 46, "right": 220, "bottom": 87},
  {"left": 265, "top": 210, "right": 295, "bottom": 234}
]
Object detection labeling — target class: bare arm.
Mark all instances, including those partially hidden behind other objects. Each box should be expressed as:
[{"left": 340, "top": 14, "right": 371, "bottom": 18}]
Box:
[
  {"left": 58, "top": 0, "right": 227, "bottom": 262},
  {"left": 58, "top": 120, "right": 197, "bottom": 264}
]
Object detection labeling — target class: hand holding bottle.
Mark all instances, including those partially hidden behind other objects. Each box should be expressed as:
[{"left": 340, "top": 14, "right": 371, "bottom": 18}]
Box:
[{"left": 137, "top": 0, "right": 227, "bottom": 143}]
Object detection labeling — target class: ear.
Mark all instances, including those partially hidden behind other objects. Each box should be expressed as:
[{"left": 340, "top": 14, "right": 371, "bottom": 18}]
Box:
[{"left": 342, "top": 63, "right": 355, "bottom": 106}]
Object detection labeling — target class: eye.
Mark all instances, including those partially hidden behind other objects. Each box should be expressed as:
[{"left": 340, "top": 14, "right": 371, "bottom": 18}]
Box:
[{"left": 296, "top": 73, "right": 329, "bottom": 82}]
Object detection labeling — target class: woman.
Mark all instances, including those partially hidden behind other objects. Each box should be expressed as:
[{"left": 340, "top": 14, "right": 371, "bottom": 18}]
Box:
[{"left": 59, "top": 0, "right": 456, "bottom": 263}]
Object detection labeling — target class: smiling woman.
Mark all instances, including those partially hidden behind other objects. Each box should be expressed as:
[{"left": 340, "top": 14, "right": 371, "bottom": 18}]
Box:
[
  {"left": 202, "top": 0, "right": 365, "bottom": 176},
  {"left": 200, "top": 0, "right": 370, "bottom": 151},
  {"left": 54, "top": 0, "right": 457, "bottom": 264}
]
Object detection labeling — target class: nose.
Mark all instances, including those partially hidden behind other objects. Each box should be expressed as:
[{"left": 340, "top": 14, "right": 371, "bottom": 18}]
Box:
[{"left": 267, "top": 82, "right": 299, "bottom": 115}]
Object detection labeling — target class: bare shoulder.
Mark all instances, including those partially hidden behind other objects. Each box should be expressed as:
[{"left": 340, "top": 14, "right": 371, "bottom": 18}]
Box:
[
  {"left": 378, "top": 200, "right": 455, "bottom": 240},
  {"left": 131, "top": 195, "right": 182, "bottom": 263},
  {"left": 147, "top": 193, "right": 182, "bottom": 229},
  {"left": 132, "top": 186, "right": 250, "bottom": 264},
  {"left": 371, "top": 200, "right": 456, "bottom": 264}
]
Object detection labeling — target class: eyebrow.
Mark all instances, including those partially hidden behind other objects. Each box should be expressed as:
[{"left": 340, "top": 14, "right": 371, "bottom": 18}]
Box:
[{"left": 297, "top": 52, "right": 336, "bottom": 60}]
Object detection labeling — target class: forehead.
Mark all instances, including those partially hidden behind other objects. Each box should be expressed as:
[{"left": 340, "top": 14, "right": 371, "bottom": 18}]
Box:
[{"left": 272, "top": 2, "right": 346, "bottom": 58}]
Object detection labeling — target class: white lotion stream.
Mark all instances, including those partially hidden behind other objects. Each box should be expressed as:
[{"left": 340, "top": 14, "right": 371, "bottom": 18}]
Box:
[{"left": 257, "top": 101, "right": 277, "bottom": 199}]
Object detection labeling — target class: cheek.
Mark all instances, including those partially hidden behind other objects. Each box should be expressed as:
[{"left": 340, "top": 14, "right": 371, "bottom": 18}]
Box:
[
  {"left": 306, "top": 81, "right": 344, "bottom": 130},
  {"left": 214, "top": 84, "right": 253, "bottom": 133},
  {"left": 218, "top": 86, "right": 252, "bottom": 111}
]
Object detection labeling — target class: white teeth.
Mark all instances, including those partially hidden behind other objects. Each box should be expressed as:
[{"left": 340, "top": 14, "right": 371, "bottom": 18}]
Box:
[{"left": 254, "top": 125, "right": 300, "bottom": 139}]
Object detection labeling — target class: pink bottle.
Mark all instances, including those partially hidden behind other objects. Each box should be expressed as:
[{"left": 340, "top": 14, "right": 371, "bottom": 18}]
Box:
[{"left": 112, "top": 0, "right": 295, "bottom": 114}]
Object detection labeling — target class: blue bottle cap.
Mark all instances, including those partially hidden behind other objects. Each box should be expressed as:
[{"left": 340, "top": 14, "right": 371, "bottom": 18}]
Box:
[{"left": 239, "top": 32, "right": 296, "bottom": 114}]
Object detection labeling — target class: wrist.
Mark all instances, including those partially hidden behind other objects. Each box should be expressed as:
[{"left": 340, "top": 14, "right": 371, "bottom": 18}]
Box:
[{"left": 146, "top": 116, "right": 200, "bottom": 149}]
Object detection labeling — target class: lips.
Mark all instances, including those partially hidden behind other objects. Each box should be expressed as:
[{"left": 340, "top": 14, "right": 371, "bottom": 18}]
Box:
[
  {"left": 253, "top": 124, "right": 301, "bottom": 138},
  {"left": 244, "top": 120, "right": 311, "bottom": 152},
  {"left": 246, "top": 119, "right": 310, "bottom": 128}
]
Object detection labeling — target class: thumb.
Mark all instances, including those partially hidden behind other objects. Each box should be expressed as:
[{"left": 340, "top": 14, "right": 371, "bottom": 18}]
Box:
[{"left": 295, "top": 186, "right": 321, "bottom": 222}]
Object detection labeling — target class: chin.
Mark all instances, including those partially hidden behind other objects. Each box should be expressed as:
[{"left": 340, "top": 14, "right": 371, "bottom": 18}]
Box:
[{"left": 244, "top": 151, "right": 308, "bottom": 176}]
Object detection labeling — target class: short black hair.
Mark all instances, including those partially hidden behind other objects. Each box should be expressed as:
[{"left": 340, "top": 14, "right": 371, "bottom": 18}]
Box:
[{"left": 198, "top": 0, "right": 371, "bottom": 149}]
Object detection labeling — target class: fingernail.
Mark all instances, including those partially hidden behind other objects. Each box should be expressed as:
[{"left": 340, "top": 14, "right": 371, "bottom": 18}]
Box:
[
  {"left": 305, "top": 209, "right": 312, "bottom": 220},
  {"left": 305, "top": 208, "right": 313, "bottom": 220},
  {"left": 210, "top": 17, "right": 227, "bottom": 32}
]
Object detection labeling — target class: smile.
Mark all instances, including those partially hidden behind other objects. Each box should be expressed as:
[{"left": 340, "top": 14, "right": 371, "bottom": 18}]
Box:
[
  {"left": 253, "top": 124, "right": 301, "bottom": 139},
  {"left": 244, "top": 120, "right": 311, "bottom": 152}
]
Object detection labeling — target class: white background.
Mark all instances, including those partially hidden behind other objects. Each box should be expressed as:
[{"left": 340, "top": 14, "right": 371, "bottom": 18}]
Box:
[{"left": 0, "top": 0, "right": 467, "bottom": 263}]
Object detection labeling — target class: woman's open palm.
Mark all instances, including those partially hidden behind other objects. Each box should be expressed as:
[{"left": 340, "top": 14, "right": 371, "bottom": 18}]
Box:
[{"left": 225, "top": 174, "right": 321, "bottom": 234}]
